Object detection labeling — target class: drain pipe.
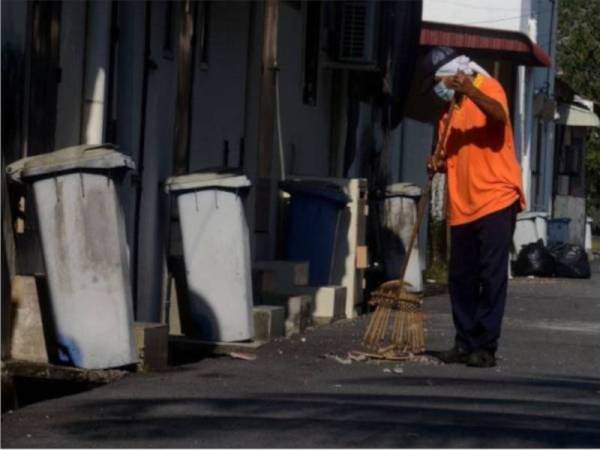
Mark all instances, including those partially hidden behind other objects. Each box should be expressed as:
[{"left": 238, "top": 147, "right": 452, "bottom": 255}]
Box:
[
  {"left": 274, "top": 63, "right": 286, "bottom": 180},
  {"left": 80, "top": 0, "right": 112, "bottom": 144}
]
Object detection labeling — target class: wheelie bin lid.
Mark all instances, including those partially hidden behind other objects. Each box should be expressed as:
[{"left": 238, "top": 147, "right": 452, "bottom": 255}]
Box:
[
  {"left": 279, "top": 179, "right": 349, "bottom": 205},
  {"left": 548, "top": 217, "right": 571, "bottom": 224},
  {"left": 6, "top": 144, "right": 135, "bottom": 182},
  {"left": 517, "top": 211, "right": 549, "bottom": 220},
  {"left": 383, "top": 182, "right": 422, "bottom": 198},
  {"left": 165, "top": 172, "right": 251, "bottom": 193}
]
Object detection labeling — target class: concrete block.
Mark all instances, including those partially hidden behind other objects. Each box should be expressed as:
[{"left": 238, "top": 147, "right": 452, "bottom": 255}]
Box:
[
  {"left": 274, "top": 285, "right": 347, "bottom": 325},
  {"left": 260, "top": 292, "right": 313, "bottom": 336},
  {"left": 168, "top": 280, "right": 183, "bottom": 336},
  {"left": 254, "top": 260, "right": 309, "bottom": 291},
  {"left": 253, "top": 305, "right": 285, "bottom": 342},
  {"left": 134, "top": 322, "right": 168, "bottom": 371},
  {"left": 10, "top": 276, "right": 48, "bottom": 363},
  {"left": 310, "top": 286, "right": 347, "bottom": 325}
]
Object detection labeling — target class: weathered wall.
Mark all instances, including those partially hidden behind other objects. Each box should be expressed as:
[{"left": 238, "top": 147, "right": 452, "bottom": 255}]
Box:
[
  {"left": 114, "top": 0, "right": 147, "bottom": 287},
  {"left": 1, "top": 0, "right": 27, "bottom": 164},
  {"left": 188, "top": 1, "right": 251, "bottom": 172},
  {"left": 134, "top": 1, "right": 178, "bottom": 322},
  {"left": 54, "top": 1, "right": 86, "bottom": 150},
  {"left": 277, "top": 3, "right": 333, "bottom": 178}
]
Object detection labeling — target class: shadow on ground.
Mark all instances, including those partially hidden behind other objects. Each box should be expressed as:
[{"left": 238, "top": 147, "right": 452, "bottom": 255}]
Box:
[{"left": 41, "top": 374, "right": 600, "bottom": 448}]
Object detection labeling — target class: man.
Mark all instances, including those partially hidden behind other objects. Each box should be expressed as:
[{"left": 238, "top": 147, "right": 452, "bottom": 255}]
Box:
[{"left": 425, "top": 47, "right": 526, "bottom": 368}]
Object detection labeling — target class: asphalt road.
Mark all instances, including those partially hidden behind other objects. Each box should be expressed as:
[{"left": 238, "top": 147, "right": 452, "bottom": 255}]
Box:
[{"left": 2, "top": 262, "right": 600, "bottom": 448}]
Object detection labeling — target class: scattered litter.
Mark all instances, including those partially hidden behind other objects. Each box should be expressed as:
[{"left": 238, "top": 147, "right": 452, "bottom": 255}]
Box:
[
  {"left": 409, "top": 354, "right": 442, "bottom": 365},
  {"left": 300, "top": 337, "right": 306, "bottom": 343},
  {"left": 383, "top": 368, "right": 392, "bottom": 373},
  {"left": 350, "top": 349, "right": 410, "bottom": 361},
  {"left": 333, "top": 384, "right": 342, "bottom": 388},
  {"left": 277, "top": 349, "right": 284, "bottom": 355},
  {"left": 229, "top": 352, "right": 257, "bottom": 361},
  {"left": 324, "top": 353, "right": 352, "bottom": 365},
  {"left": 392, "top": 366, "right": 404, "bottom": 374},
  {"left": 527, "top": 275, "right": 535, "bottom": 279},
  {"left": 348, "top": 352, "right": 368, "bottom": 362},
  {"left": 26, "top": 434, "right": 32, "bottom": 439},
  {"left": 426, "top": 279, "right": 436, "bottom": 283}
]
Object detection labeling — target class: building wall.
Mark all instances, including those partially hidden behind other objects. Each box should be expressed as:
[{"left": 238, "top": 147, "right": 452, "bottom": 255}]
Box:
[
  {"left": 114, "top": 0, "right": 147, "bottom": 270},
  {"left": 1, "top": 0, "right": 28, "bottom": 163},
  {"left": 133, "top": 1, "right": 178, "bottom": 322},
  {"left": 277, "top": 3, "right": 333, "bottom": 179},
  {"left": 422, "top": 0, "right": 532, "bottom": 34},
  {"left": 188, "top": 1, "right": 251, "bottom": 172},
  {"left": 54, "top": 1, "right": 86, "bottom": 150}
]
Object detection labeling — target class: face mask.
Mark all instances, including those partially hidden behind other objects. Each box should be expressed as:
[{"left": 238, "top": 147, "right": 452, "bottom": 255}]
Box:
[{"left": 434, "top": 80, "right": 455, "bottom": 102}]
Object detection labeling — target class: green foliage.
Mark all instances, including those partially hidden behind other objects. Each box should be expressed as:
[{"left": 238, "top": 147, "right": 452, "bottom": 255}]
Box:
[
  {"left": 557, "top": 0, "right": 600, "bottom": 231},
  {"left": 557, "top": 0, "right": 600, "bottom": 100}
]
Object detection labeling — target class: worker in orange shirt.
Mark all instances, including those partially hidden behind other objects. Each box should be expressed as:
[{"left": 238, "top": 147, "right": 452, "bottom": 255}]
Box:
[{"left": 425, "top": 47, "right": 526, "bottom": 367}]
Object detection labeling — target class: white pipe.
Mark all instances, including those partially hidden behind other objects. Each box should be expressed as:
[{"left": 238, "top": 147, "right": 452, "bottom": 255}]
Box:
[
  {"left": 274, "top": 65, "right": 285, "bottom": 180},
  {"left": 80, "top": 1, "right": 112, "bottom": 145}
]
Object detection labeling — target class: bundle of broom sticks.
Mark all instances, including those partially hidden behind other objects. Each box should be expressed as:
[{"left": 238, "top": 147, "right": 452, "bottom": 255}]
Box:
[{"left": 362, "top": 99, "right": 457, "bottom": 355}]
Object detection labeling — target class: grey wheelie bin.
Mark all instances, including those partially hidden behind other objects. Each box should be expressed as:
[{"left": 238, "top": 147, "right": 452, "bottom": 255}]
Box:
[
  {"left": 378, "top": 182, "right": 423, "bottom": 292},
  {"left": 6, "top": 144, "right": 138, "bottom": 369},
  {"left": 166, "top": 172, "right": 254, "bottom": 342}
]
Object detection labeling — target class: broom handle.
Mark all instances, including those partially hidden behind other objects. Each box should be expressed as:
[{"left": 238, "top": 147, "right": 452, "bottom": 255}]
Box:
[{"left": 396, "top": 99, "right": 456, "bottom": 284}]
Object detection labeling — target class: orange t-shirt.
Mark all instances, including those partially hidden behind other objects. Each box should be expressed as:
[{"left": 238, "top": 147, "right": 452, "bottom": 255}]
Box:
[{"left": 439, "top": 74, "right": 526, "bottom": 226}]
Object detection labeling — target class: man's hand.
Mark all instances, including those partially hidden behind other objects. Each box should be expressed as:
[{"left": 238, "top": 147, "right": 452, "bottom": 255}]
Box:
[
  {"left": 427, "top": 155, "right": 446, "bottom": 176},
  {"left": 445, "top": 71, "right": 507, "bottom": 124},
  {"left": 446, "top": 72, "right": 476, "bottom": 97}
]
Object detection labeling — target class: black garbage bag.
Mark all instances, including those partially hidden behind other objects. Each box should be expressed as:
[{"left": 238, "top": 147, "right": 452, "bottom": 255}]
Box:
[
  {"left": 513, "top": 239, "right": 555, "bottom": 277},
  {"left": 548, "top": 243, "right": 591, "bottom": 279}
]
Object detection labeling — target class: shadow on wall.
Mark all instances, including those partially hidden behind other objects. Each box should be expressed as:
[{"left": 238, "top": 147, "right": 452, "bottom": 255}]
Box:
[{"left": 46, "top": 374, "right": 600, "bottom": 447}]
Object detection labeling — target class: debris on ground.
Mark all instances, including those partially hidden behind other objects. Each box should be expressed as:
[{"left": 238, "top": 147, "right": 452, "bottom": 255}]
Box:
[
  {"left": 348, "top": 352, "right": 368, "bottom": 362},
  {"left": 323, "top": 353, "right": 352, "bottom": 365},
  {"left": 348, "top": 350, "right": 442, "bottom": 365},
  {"left": 229, "top": 352, "right": 257, "bottom": 361},
  {"left": 393, "top": 366, "right": 404, "bottom": 374}
]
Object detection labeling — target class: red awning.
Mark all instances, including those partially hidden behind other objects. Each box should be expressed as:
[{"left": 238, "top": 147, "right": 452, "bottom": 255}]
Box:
[{"left": 420, "top": 21, "right": 552, "bottom": 67}]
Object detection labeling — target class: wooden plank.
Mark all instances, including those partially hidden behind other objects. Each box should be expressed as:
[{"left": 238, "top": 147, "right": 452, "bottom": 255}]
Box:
[
  {"left": 172, "top": 0, "right": 197, "bottom": 175},
  {"left": 254, "top": 0, "right": 279, "bottom": 232},
  {"left": 356, "top": 245, "right": 369, "bottom": 269},
  {"left": 1, "top": 360, "right": 128, "bottom": 384}
]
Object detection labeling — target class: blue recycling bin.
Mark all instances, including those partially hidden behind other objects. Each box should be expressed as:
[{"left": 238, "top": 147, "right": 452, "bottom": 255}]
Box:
[
  {"left": 548, "top": 218, "right": 571, "bottom": 244},
  {"left": 280, "top": 180, "right": 349, "bottom": 285}
]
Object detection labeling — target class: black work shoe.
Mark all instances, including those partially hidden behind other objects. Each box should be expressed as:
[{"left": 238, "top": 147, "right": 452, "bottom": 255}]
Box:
[
  {"left": 467, "top": 350, "right": 496, "bottom": 368},
  {"left": 436, "top": 346, "right": 470, "bottom": 364}
]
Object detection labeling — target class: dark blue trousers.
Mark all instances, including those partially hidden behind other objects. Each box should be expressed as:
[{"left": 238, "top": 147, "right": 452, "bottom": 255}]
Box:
[{"left": 448, "top": 201, "right": 518, "bottom": 353}]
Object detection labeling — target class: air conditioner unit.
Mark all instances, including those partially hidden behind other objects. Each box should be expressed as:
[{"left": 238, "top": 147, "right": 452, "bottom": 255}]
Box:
[{"left": 336, "top": 1, "right": 380, "bottom": 66}]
